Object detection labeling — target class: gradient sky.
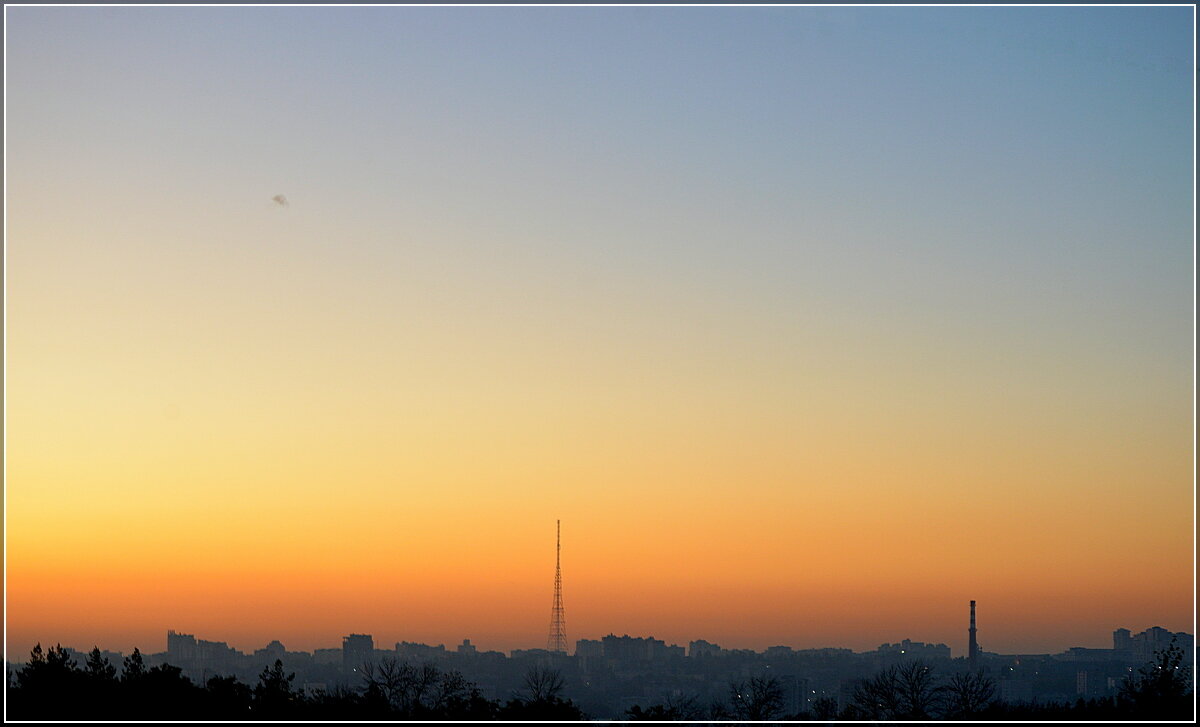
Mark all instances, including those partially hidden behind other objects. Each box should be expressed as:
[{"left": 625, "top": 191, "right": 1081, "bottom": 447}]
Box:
[{"left": 5, "top": 5, "right": 1194, "bottom": 661}]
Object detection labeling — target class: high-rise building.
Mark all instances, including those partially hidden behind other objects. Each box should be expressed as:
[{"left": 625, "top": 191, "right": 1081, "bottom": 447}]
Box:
[
  {"left": 876, "top": 639, "right": 952, "bottom": 660},
  {"left": 575, "top": 639, "right": 603, "bottom": 658},
  {"left": 254, "top": 640, "right": 286, "bottom": 662},
  {"left": 165, "top": 630, "right": 240, "bottom": 671},
  {"left": 600, "top": 634, "right": 671, "bottom": 663},
  {"left": 342, "top": 634, "right": 374, "bottom": 674},
  {"left": 688, "top": 639, "right": 722, "bottom": 658},
  {"left": 395, "top": 641, "right": 448, "bottom": 662},
  {"left": 1123, "top": 626, "right": 1194, "bottom": 664},
  {"left": 575, "top": 638, "right": 603, "bottom": 672},
  {"left": 777, "top": 675, "right": 813, "bottom": 716},
  {"left": 1113, "top": 628, "right": 1132, "bottom": 653},
  {"left": 167, "top": 630, "right": 197, "bottom": 662}
]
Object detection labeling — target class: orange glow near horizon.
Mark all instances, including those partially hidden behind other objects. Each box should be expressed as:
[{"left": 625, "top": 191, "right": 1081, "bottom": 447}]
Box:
[{"left": 6, "top": 347, "right": 1193, "bottom": 658}]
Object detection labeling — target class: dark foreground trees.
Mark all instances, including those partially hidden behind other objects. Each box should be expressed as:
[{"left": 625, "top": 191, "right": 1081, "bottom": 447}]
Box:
[
  {"left": 9, "top": 640, "right": 1193, "bottom": 721},
  {"left": 1116, "top": 637, "right": 1193, "bottom": 720},
  {"left": 358, "top": 657, "right": 497, "bottom": 719},
  {"left": 6, "top": 644, "right": 584, "bottom": 720},
  {"left": 942, "top": 668, "right": 996, "bottom": 717},
  {"left": 846, "top": 659, "right": 941, "bottom": 719},
  {"left": 629, "top": 675, "right": 785, "bottom": 721},
  {"left": 11, "top": 644, "right": 207, "bottom": 720},
  {"left": 497, "top": 664, "right": 585, "bottom": 720},
  {"left": 624, "top": 646, "right": 1194, "bottom": 722},
  {"left": 728, "top": 675, "right": 786, "bottom": 720},
  {"left": 625, "top": 691, "right": 705, "bottom": 720},
  {"left": 835, "top": 653, "right": 1193, "bottom": 721}
]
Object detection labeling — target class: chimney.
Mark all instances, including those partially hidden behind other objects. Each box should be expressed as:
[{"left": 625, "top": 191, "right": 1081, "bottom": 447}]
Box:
[{"left": 968, "top": 600, "right": 978, "bottom": 670}]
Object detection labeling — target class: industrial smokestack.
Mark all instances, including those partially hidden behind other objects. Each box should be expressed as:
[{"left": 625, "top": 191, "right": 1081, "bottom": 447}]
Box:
[{"left": 968, "top": 600, "right": 978, "bottom": 670}]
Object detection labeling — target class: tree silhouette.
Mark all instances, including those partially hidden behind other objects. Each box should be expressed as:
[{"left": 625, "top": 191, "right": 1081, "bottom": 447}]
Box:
[
  {"left": 18, "top": 644, "right": 78, "bottom": 684},
  {"left": 850, "top": 660, "right": 941, "bottom": 719},
  {"left": 427, "top": 667, "right": 495, "bottom": 718},
  {"left": 810, "top": 695, "right": 839, "bottom": 720},
  {"left": 849, "top": 666, "right": 902, "bottom": 719},
  {"left": 360, "top": 658, "right": 434, "bottom": 715},
  {"left": 358, "top": 657, "right": 496, "bottom": 719},
  {"left": 141, "top": 662, "right": 199, "bottom": 717},
  {"left": 1118, "top": 638, "right": 1193, "bottom": 720},
  {"left": 894, "top": 660, "right": 940, "bottom": 718},
  {"left": 82, "top": 647, "right": 119, "bottom": 718},
  {"left": 253, "top": 659, "right": 300, "bottom": 717},
  {"left": 522, "top": 664, "right": 565, "bottom": 702},
  {"left": 498, "top": 665, "right": 584, "bottom": 720},
  {"left": 84, "top": 648, "right": 117, "bottom": 682},
  {"left": 307, "top": 682, "right": 379, "bottom": 720},
  {"left": 204, "top": 674, "right": 253, "bottom": 718},
  {"left": 625, "top": 692, "right": 703, "bottom": 721},
  {"left": 728, "top": 675, "right": 785, "bottom": 720},
  {"left": 11, "top": 643, "right": 83, "bottom": 718},
  {"left": 121, "top": 647, "right": 145, "bottom": 682},
  {"left": 942, "top": 669, "right": 995, "bottom": 717}
]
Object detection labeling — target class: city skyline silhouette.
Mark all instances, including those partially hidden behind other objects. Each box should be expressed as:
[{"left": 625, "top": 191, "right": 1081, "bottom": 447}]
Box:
[
  {"left": 8, "top": 617, "right": 1193, "bottom": 720},
  {"left": 4, "top": 3, "right": 1194, "bottom": 721}
]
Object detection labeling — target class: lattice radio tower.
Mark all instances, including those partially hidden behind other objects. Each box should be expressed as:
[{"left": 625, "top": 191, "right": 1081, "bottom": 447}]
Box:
[{"left": 547, "top": 519, "right": 568, "bottom": 653}]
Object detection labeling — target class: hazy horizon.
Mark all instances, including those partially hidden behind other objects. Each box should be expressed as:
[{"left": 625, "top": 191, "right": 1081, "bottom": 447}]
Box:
[
  {"left": 4, "top": 616, "right": 1191, "bottom": 666},
  {"left": 5, "top": 6, "right": 1194, "bottom": 665}
]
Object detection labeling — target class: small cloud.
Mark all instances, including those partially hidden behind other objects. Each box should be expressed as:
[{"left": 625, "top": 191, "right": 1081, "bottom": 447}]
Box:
[{"left": 272, "top": 194, "right": 289, "bottom": 208}]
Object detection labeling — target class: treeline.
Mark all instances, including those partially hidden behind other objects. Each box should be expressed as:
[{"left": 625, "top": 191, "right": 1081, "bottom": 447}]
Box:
[
  {"left": 7, "top": 640, "right": 1192, "bottom": 720},
  {"left": 6, "top": 644, "right": 583, "bottom": 720},
  {"left": 624, "top": 640, "right": 1194, "bottom": 721}
]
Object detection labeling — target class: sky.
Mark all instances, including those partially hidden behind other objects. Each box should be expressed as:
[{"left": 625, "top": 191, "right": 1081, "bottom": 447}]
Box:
[{"left": 4, "top": 5, "right": 1194, "bottom": 661}]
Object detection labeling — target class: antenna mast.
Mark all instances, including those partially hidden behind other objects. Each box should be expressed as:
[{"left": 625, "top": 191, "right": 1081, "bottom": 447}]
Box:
[{"left": 547, "top": 519, "right": 568, "bottom": 653}]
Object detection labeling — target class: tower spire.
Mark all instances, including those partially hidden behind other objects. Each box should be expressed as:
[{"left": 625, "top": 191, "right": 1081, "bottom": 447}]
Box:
[{"left": 547, "top": 519, "right": 567, "bottom": 653}]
